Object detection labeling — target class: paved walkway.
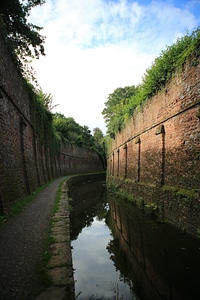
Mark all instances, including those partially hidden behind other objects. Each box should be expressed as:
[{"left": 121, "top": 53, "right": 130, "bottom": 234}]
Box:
[{"left": 0, "top": 177, "right": 75, "bottom": 300}]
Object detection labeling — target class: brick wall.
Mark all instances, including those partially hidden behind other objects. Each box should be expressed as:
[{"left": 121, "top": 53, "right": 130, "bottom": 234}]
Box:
[
  {"left": 107, "top": 58, "right": 200, "bottom": 237},
  {"left": 0, "top": 35, "right": 104, "bottom": 212}
]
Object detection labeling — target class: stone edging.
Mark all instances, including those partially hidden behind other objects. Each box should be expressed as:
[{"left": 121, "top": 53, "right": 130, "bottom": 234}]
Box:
[{"left": 36, "top": 180, "right": 75, "bottom": 300}]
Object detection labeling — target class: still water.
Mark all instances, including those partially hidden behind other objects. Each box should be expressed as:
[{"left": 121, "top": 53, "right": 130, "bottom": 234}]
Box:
[
  {"left": 69, "top": 178, "right": 200, "bottom": 300},
  {"left": 72, "top": 217, "right": 132, "bottom": 299}
]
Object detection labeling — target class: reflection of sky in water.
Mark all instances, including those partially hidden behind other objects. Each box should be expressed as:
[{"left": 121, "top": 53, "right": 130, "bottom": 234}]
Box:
[{"left": 72, "top": 218, "right": 133, "bottom": 299}]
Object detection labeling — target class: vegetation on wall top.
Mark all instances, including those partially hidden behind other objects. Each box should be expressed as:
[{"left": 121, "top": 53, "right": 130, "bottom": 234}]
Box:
[
  {"left": 102, "top": 28, "right": 200, "bottom": 138},
  {"left": 53, "top": 113, "right": 106, "bottom": 161},
  {"left": 26, "top": 82, "right": 105, "bottom": 159}
]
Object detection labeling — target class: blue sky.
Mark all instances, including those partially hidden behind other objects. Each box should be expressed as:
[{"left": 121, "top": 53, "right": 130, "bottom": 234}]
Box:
[{"left": 29, "top": 0, "right": 200, "bottom": 133}]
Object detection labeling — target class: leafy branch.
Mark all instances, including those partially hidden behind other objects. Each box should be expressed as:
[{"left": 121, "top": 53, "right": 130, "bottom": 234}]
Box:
[{"left": 0, "top": 0, "right": 46, "bottom": 77}]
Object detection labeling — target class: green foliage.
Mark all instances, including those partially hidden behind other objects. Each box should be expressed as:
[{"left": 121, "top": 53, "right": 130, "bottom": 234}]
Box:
[
  {"left": 53, "top": 114, "right": 106, "bottom": 161},
  {"left": 81, "top": 125, "right": 95, "bottom": 148},
  {"left": 0, "top": 0, "right": 45, "bottom": 76},
  {"left": 37, "top": 90, "right": 59, "bottom": 112},
  {"left": 110, "top": 186, "right": 135, "bottom": 203},
  {"left": 22, "top": 81, "right": 61, "bottom": 158},
  {"left": 53, "top": 114, "right": 93, "bottom": 146},
  {"left": 143, "top": 202, "right": 158, "bottom": 218},
  {"left": 102, "top": 86, "right": 138, "bottom": 137},
  {"left": 26, "top": 82, "right": 54, "bottom": 144},
  {"left": 102, "top": 28, "right": 200, "bottom": 137},
  {"left": 20, "top": 81, "right": 106, "bottom": 161},
  {"left": 176, "top": 188, "right": 199, "bottom": 205},
  {"left": 93, "top": 127, "right": 106, "bottom": 165},
  {"left": 142, "top": 28, "right": 200, "bottom": 99}
]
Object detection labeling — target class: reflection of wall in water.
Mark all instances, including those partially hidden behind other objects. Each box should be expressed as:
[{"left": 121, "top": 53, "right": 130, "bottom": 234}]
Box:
[{"left": 108, "top": 195, "right": 200, "bottom": 300}]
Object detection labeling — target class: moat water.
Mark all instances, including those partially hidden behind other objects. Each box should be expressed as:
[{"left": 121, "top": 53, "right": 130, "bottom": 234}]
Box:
[{"left": 69, "top": 178, "right": 200, "bottom": 300}]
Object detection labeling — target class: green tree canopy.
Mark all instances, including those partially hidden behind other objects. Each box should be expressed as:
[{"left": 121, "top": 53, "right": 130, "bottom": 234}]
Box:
[
  {"left": 93, "top": 127, "right": 106, "bottom": 166},
  {"left": 0, "top": 0, "right": 45, "bottom": 74},
  {"left": 53, "top": 114, "right": 96, "bottom": 147},
  {"left": 93, "top": 127, "right": 104, "bottom": 144},
  {"left": 53, "top": 114, "right": 81, "bottom": 145},
  {"left": 81, "top": 125, "right": 95, "bottom": 148},
  {"left": 102, "top": 86, "right": 138, "bottom": 137}
]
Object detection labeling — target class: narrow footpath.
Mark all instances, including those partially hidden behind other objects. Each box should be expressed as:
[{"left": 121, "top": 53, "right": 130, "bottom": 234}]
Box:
[{"left": 0, "top": 177, "right": 75, "bottom": 300}]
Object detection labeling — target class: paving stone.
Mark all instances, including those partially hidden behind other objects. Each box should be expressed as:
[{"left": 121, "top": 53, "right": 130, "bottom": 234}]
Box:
[
  {"left": 54, "top": 214, "right": 68, "bottom": 219},
  {"left": 52, "top": 219, "right": 68, "bottom": 227},
  {"left": 48, "top": 253, "right": 72, "bottom": 268},
  {"left": 48, "top": 266, "right": 72, "bottom": 286},
  {"left": 51, "top": 229, "right": 68, "bottom": 236},
  {"left": 50, "top": 242, "right": 68, "bottom": 255},
  {"left": 51, "top": 233, "right": 70, "bottom": 243}
]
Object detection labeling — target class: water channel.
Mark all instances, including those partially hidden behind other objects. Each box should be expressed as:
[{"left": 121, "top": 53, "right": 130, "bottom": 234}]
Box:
[{"left": 69, "top": 177, "right": 200, "bottom": 300}]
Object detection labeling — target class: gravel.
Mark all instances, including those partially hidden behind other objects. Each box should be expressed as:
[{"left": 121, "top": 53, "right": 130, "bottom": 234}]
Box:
[{"left": 0, "top": 177, "right": 65, "bottom": 300}]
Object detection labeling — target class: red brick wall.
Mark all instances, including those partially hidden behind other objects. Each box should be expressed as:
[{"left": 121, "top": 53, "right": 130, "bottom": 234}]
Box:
[
  {"left": 108, "top": 60, "right": 200, "bottom": 189},
  {"left": 107, "top": 59, "right": 200, "bottom": 237},
  {"left": 0, "top": 35, "right": 104, "bottom": 212}
]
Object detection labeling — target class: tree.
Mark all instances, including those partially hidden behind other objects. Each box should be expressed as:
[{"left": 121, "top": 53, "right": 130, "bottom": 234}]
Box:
[
  {"left": 93, "top": 127, "right": 104, "bottom": 144},
  {"left": 93, "top": 127, "right": 106, "bottom": 167},
  {"left": 102, "top": 86, "right": 137, "bottom": 125},
  {"left": 53, "top": 114, "right": 81, "bottom": 144},
  {"left": 81, "top": 125, "right": 95, "bottom": 148},
  {"left": 0, "top": 0, "right": 45, "bottom": 74},
  {"left": 102, "top": 86, "right": 138, "bottom": 136}
]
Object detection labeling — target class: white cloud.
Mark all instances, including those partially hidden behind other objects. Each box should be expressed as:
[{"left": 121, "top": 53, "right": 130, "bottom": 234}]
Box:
[{"left": 29, "top": 0, "right": 199, "bottom": 133}]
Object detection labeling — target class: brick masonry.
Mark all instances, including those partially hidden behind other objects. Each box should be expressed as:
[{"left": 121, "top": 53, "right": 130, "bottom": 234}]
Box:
[
  {"left": 0, "top": 35, "right": 104, "bottom": 212},
  {"left": 107, "top": 57, "right": 200, "bottom": 237}
]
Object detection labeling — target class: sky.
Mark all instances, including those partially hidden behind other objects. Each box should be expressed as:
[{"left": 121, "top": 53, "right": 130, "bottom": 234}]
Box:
[{"left": 28, "top": 0, "right": 200, "bottom": 134}]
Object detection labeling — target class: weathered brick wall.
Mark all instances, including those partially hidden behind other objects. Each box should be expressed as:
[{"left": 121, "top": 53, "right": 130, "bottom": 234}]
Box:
[
  {"left": 0, "top": 35, "right": 104, "bottom": 212},
  {"left": 107, "top": 58, "right": 200, "bottom": 237}
]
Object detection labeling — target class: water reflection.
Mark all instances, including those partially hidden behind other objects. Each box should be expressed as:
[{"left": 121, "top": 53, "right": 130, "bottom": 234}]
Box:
[
  {"left": 72, "top": 217, "right": 132, "bottom": 299},
  {"left": 69, "top": 179, "right": 200, "bottom": 300},
  {"left": 70, "top": 179, "right": 134, "bottom": 299},
  {"left": 70, "top": 179, "right": 108, "bottom": 241}
]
